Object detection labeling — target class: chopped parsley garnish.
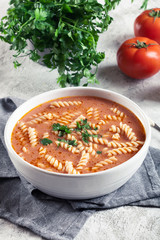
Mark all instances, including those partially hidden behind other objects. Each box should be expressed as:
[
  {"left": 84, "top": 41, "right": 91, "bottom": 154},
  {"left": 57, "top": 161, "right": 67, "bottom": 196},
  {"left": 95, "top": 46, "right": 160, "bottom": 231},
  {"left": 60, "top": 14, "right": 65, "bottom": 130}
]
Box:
[
  {"left": 75, "top": 118, "right": 92, "bottom": 132},
  {"left": 40, "top": 138, "right": 53, "bottom": 146},
  {"left": 81, "top": 119, "right": 92, "bottom": 130},
  {"left": 76, "top": 121, "right": 81, "bottom": 131},
  {"left": 53, "top": 119, "right": 101, "bottom": 144},
  {"left": 81, "top": 130, "right": 92, "bottom": 143},
  {"left": 57, "top": 138, "right": 77, "bottom": 146},
  {"left": 68, "top": 140, "right": 77, "bottom": 146},
  {"left": 57, "top": 138, "right": 67, "bottom": 143},
  {"left": 92, "top": 134, "right": 99, "bottom": 138},
  {"left": 52, "top": 123, "right": 71, "bottom": 137},
  {"left": 96, "top": 151, "right": 102, "bottom": 154}
]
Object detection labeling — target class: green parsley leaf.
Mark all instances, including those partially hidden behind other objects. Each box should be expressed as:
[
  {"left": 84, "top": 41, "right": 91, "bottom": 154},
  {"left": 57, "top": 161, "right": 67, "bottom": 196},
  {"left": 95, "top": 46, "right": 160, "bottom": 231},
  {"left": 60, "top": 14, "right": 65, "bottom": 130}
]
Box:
[
  {"left": 96, "top": 151, "right": 102, "bottom": 154},
  {"left": 75, "top": 119, "right": 91, "bottom": 132},
  {"left": 82, "top": 130, "right": 92, "bottom": 143},
  {"left": 68, "top": 140, "right": 77, "bottom": 146},
  {"left": 92, "top": 134, "right": 99, "bottom": 138},
  {"left": 57, "top": 138, "right": 67, "bottom": 143},
  {"left": 13, "top": 60, "right": 21, "bottom": 69},
  {"left": 81, "top": 119, "right": 87, "bottom": 124},
  {"left": 58, "top": 131, "right": 65, "bottom": 137},
  {"left": 57, "top": 138, "right": 77, "bottom": 146},
  {"left": 52, "top": 123, "right": 71, "bottom": 135},
  {"left": 76, "top": 121, "right": 82, "bottom": 130},
  {"left": 40, "top": 138, "right": 53, "bottom": 146}
]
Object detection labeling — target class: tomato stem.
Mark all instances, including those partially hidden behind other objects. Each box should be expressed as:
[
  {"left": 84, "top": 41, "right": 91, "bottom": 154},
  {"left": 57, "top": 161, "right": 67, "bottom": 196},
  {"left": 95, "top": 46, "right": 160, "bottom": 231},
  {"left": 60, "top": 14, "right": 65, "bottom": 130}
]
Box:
[
  {"left": 129, "top": 40, "right": 155, "bottom": 49},
  {"left": 149, "top": 10, "right": 160, "bottom": 21}
]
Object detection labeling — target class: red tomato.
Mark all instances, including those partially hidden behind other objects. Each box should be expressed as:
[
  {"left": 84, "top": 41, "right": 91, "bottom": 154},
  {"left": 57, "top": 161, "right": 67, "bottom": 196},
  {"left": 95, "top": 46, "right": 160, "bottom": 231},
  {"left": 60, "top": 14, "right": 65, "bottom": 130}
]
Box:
[
  {"left": 117, "top": 37, "right": 160, "bottom": 79},
  {"left": 134, "top": 8, "right": 160, "bottom": 44}
]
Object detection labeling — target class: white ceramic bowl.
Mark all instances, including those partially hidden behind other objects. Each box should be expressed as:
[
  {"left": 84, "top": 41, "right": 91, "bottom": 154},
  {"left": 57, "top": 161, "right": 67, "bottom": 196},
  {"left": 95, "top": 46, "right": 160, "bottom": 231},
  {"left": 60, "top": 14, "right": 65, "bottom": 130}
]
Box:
[{"left": 4, "top": 87, "right": 151, "bottom": 200}]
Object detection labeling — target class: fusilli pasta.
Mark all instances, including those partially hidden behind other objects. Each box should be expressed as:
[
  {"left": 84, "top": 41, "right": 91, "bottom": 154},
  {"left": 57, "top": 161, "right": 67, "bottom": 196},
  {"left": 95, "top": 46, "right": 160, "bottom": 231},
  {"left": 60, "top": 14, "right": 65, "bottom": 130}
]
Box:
[
  {"left": 109, "top": 125, "right": 121, "bottom": 133},
  {"left": 55, "top": 141, "right": 80, "bottom": 154},
  {"left": 92, "top": 156, "right": 117, "bottom": 171},
  {"left": 120, "top": 122, "right": 137, "bottom": 141},
  {"left": 39, "top": 146, "right": 47, "bottom": 157},
  {"left": 110, "top": 107, "right": 125, "bottom": 118},
  {"left": 28, "top": 127, "right": 38, "bottom": 147},
  {"left": 69, "top": 115, "right": 86, "bottom": 128},
  {"left": 104, "top": 115, "right": 121, "bottom": 121},
  {"left": 107, "top": 147, "right": 138, "bottom": 157},
  {"left": 76, "top": 151, "right": 90, "bottom": 170},
  {"left": 45, "top": 154, "right": 63, "bottom": 171},
  {"left": 86, "top": 107, "right": 93, "bottom": 119},
  {"left": 19, "top": 122, "right": 28, "bottom": 136},
  {"left": 65, "top": 161, "right": 80, "bottom": 174},
  {"left": 50, "top": 101, "right": 82, "bottom": 108},
  {"left": 89, "top": 136, "right": 108, "bottom": 145}
]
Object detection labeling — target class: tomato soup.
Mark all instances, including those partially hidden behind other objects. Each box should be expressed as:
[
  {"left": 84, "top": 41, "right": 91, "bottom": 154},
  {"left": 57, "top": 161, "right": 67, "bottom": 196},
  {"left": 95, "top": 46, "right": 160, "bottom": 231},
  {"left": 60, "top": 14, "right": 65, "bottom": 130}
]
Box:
[{"left": 11, "top": 96, "right": 145, "bottom": 174}]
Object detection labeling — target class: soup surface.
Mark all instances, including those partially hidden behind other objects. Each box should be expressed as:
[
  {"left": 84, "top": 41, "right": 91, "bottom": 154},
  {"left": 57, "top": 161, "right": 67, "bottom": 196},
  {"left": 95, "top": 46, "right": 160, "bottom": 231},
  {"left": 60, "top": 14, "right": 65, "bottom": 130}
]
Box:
[{"left": 12, "top": 96, "right": 145, "bottom": 174}]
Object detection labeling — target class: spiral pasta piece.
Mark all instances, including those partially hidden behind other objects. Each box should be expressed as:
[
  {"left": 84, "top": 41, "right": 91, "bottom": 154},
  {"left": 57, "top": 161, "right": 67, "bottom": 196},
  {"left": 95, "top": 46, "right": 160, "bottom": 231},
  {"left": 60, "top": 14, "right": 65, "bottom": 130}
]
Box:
[
  {"left": 107, "top": 147, "right": 138, "bottom": 157},
  {"left": 76, "top": 151, "right": 90, "bottom": 170},
  {"left": 104, "top": 115, "right": 121, "bottom": 121},
  {"left": 50, "top": 101, "right": 82, "bottom": 108},
  {"left": 76, "top": 141, "right": 85, "bottom": 152},
  {"left": 102, "top": 147, "right": 108, "bottom": 154},
  {"left": 55, "top": 141, "right": 80, "bottom": 154},
  {"left": 92, "top": 156, "right": 117, "bottom": 171},
  {"left": 29, "top": 112, "right": 45, "bottom": 119},
  {"left": 69, "top": 115, "right": 86, "bottom": 128},
  {"left": 87, "top": 129, "right": 99, "bottom": 135},
  {"left": 62, "top": 111, "right": 81, "bottom": 119},
  {"left": 42, "top": 132, "right": 49, "bottom": 139},
  {"left": 94, "top": 108, "right": 100, "bottom": 120},
  {"left": 44, "top": 154, "right": 63, "bottom": 171},
  {"left": 85, "top": 146, "right": 97, "bottom": 157},
  {"left": 28, "top": 113, "right": 59, "bottom": 124},
  {"left": 120, "top": 141, "right": 140, "bottom": 148},
  {"left": 17, "top": 131, "right": 28, "bottom": 152},
  {"left": 107, "top": 140, "right": 122, "bottom": 148},
  {"left": 89, "top": 136, "right": 108, "bottom": 145},
  {"left": 39, "top": 146, "right": 47, "bottom": 157},
  {"left": 120, "top": 122, "right": 137, "bottom": 141},
  {"left": 19, "top": 122, "right": 28, "bottom": 136},
  {"left": 109, "top": 125, "right": 121, "bottom": 133},
  {"left": 28, "top": 127, "right": 38, "bottom": 147},
  {"left": 65, "top": 161, "right": 80, "bottom": 174},
  {"left": 107, "top": 140, "right": 143, "bottom": 148},
  {"left": 66, "top": 134, "right": 77, "bottom": 141},
  {"left": 17, "top": 131, "right": 27, "bottom": 146},
  {"left": 98, "top": 119, "right": 108, "bottom": 126},
  {"left": 88, "top": 142, "right": 98, "bottom": 149},
  {"left": 57, "top": 118, "right": 72, "bottom": 125},
  {"left": 22, "top": 146, "right": 28, "bottom": 153},
  {"left": 110, "top": 107, "right": 125, "bottom": 118},
  {"left": 86, "top": 107, "right": 93, "bottom": 119},
  {"left": 112, "top": 133, "right": 120, "bottom": 140}
]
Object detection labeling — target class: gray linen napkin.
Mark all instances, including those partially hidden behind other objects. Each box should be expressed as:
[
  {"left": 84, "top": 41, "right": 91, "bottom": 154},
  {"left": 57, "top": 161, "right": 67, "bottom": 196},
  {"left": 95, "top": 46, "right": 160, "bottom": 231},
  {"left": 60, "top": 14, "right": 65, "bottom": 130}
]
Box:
[{"left": 0, "top": 97, "right": 160, "bottom": 240}]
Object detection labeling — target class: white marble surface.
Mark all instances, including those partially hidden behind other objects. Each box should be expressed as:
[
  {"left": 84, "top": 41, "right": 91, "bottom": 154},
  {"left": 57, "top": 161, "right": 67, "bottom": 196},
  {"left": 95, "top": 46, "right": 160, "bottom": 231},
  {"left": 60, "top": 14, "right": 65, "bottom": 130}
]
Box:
[{"left": 0, "top": 0, "right": 160, "bottom": 239}]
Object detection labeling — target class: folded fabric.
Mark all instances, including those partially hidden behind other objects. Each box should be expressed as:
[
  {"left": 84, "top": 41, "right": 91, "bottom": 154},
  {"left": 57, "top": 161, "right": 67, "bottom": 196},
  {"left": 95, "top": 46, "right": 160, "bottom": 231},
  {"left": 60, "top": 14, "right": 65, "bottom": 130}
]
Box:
[{"left": 0, "top": 97, "right": 160, "bottom": 240}]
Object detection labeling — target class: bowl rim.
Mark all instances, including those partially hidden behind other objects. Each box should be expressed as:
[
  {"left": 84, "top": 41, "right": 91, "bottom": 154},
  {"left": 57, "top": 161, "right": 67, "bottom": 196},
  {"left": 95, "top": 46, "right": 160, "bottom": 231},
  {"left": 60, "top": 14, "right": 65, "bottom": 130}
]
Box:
[{"left": 4, "top": 86, "right": 151, "bottom": 178}]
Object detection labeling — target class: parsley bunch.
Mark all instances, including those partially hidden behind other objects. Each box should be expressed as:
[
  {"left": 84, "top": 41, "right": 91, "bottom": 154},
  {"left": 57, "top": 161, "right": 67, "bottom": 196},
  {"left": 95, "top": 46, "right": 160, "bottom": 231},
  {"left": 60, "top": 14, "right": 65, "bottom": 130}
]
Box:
[{"left": 0, "top": 0, "right": 149, "bottom": 87}]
